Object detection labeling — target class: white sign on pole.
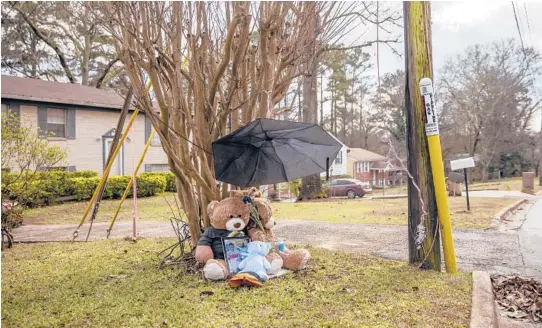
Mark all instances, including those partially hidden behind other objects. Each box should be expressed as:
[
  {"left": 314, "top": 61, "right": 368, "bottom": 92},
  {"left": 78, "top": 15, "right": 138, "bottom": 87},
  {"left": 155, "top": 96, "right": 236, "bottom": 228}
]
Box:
[
  {"left": 450, "top": 157, "right": 475, "bottom": 171},
  {"left": 419, "top": 77, "right": 439, "bottom": 136}
]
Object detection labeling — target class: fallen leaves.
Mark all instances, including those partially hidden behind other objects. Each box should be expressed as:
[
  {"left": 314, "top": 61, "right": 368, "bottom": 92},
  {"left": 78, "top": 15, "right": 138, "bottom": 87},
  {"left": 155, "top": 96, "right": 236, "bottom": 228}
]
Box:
[{"left": 491, "top": 274, "right": 542, "bottom": 323}]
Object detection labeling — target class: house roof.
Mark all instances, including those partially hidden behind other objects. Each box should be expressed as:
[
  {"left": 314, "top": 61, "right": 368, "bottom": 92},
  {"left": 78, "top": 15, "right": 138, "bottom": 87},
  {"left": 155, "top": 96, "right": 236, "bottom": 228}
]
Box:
[
  {"left": 326, "top": 131, "right": 348, "bottom": 149},
  {"left": 347, "top": 148, "right": 386, "bottom": 162},
  {"left": 370, "top": 160, "right": 403, "bottom": 171},
  {"left": 1, "top": 75, "right": 126, "bottom": 110}
]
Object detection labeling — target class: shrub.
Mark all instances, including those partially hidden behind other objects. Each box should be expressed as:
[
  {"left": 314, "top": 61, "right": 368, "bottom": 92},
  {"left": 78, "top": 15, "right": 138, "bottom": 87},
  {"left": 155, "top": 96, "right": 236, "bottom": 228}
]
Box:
[
  {"left": 140, "top": 172, "right": 176, "bottom": 192},
  {"left": 5, "top": 180, "right": 53, "bottom": 207},
  {"left": 104, "top": 176, "right": 132, "bottom": 199},
  {"left": 71, "top": 170, "right": 98, "bottom": 178},
  {"left": 70, "top": 175, "right": 166, "bottom": 201},
  {"left": 71, "top": 177, "right": 100, "bottom": 201},
  {"left": 135, "top": 175, "right": 166, "bottom": 197},
  {"left": 40, "top": 171, "right": 75, "bottom": 198},
  {"left": 287, "top": 179, "right": 301, "bottom": 197}
]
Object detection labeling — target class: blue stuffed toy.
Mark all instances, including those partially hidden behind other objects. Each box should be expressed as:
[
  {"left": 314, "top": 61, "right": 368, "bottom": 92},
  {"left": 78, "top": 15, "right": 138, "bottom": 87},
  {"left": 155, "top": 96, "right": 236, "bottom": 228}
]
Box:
[{"left": 229, "top": 241, "right": 271, "bottom": 288}]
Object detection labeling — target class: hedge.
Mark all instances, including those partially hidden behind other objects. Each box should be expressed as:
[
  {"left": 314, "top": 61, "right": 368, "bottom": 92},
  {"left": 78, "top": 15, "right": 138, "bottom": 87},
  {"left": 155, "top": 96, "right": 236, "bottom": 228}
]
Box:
[
  {"left": 140, "top": 172, "right": 176, "bottom": 192},
  {"left": 71, "top": 175, "right": 167, "bottom": 201},
  {"left": 2, "top": 171, "right": 168, "bottom": 207}
]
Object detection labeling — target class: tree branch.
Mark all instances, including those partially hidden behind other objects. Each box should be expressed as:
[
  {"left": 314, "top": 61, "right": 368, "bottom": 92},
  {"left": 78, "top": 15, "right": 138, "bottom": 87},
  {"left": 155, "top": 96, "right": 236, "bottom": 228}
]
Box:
[
  {"left": 94, "top": 57, "right": 119, "bottom": 88},
  {"left": 11, "top": 3, "right": 76, "bottom": 83}
]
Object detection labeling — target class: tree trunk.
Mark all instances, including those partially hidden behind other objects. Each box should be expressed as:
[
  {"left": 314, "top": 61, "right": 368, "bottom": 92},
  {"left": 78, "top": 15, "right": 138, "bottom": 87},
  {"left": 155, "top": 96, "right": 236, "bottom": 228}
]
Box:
[
  {"left": 30, "top": 33, "right": 37, "bottom": 77},
  {"left": 320, "top": 72, "right": 324, "bottom": 125},
  {"left": 331, "top": 80, "right": 335, "bottom": 133},
  {"left": 297, "top": 79, "right": 302, "bottom": 122},
  {"left": 404, "top": 2, "right": 441, "bottom": 271},
  {"left": 299, "top": 3, "right": 322, "bottom": 200}
]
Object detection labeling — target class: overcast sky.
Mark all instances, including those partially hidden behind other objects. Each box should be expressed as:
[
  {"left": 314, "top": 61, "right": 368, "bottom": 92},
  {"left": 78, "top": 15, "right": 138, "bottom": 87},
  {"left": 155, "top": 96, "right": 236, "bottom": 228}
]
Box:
[
  {"left": 371, "top": 1, "right": 542, "bottom": 74},
  {"left": 333, "top": 1, "right": 542, "bottom": 130}
]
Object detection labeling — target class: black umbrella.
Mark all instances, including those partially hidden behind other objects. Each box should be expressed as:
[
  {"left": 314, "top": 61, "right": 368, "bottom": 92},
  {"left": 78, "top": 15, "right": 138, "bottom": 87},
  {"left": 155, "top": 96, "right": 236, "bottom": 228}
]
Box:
[{"left": 212, "top": 118, "right": 342, "bottom": 187}]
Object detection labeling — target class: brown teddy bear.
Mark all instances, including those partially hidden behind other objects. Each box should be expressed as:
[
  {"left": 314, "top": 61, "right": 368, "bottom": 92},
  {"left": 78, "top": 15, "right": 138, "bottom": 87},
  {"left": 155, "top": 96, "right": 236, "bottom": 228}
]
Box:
[
  {"left": 194, "top": 195, "right": 283, "bottom": 281},
  {"left": 229, "top": 187, "right": 262, "bottom": 198},
  {"left": 195, "top": 196, "right": 251, "bottom": 281},
  {"left": 248, "top": 197, "right": 311, "bottom": 271}
]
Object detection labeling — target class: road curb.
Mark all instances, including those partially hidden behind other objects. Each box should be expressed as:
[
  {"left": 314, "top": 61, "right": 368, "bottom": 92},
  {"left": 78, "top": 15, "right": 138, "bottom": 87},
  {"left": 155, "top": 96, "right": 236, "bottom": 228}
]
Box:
[
  {"left": 486, "top": 199, "right": 529, "bottom": 231},
  {"left": 369, "top": 194, "right": 408, "bottom": 200},
  {"left": 470, "top": 271, "right": 498, "bottom": 328}
]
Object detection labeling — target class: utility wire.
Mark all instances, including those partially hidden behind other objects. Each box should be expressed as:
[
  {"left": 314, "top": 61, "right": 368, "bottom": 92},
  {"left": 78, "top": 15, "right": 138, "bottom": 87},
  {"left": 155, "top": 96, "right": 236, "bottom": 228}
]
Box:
[{"left": 511, "top": 2, "right": 526, "bottom": 57}]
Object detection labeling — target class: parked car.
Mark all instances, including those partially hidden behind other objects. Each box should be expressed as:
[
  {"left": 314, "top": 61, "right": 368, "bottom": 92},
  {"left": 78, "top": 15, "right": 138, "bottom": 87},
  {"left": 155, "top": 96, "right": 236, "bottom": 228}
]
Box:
[
  {"left": 360, "top": 182, "right": 372, "bottom": 193},
  {"left": 325, "top": 178, "right": 366, "bottom": 199}
]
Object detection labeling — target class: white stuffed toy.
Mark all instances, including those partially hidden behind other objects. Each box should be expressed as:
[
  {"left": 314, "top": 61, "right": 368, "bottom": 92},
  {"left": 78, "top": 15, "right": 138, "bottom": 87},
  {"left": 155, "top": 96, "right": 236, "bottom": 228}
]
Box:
[{"left": 229, "top": 241, "right": 271, "bottom": 288}]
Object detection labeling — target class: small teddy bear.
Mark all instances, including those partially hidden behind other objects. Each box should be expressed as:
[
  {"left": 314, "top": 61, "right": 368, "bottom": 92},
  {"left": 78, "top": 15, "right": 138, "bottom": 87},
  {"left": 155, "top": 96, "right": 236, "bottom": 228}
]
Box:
[{"left": 229, "top": 241, "right": 272, "bottom": 288}]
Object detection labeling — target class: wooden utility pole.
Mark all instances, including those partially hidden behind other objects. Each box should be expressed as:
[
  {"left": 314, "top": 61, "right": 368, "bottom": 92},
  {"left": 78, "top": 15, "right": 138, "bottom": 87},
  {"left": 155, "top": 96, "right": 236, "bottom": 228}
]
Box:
[{"left": 403, "top": 2, "right": 441, "bottom": 271}]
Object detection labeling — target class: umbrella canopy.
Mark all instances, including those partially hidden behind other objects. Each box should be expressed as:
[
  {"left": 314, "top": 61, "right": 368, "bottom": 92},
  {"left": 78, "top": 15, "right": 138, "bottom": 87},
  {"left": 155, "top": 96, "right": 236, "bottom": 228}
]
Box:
[{"left": 212, "top": 118, "right": 342, "bottom": 187}]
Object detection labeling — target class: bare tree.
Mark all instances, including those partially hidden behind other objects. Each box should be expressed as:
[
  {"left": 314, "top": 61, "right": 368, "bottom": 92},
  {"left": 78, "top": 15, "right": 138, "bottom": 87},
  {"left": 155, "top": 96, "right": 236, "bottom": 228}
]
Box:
[
  {"left": 440, "top": 39, "right": 541, "bottom": 180},
  {"left": 298, "top": 2, "right": 401, "bottom": 198},
  {"left": 100, "top": 2, "right": 319, "bottom": 244},
  {"left": 3, "top": 2, "right": 123, "bottom": 89}
]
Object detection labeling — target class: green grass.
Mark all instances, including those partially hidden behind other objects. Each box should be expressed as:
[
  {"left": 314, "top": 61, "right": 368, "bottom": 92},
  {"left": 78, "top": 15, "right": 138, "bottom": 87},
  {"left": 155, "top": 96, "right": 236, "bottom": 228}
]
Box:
[
  {"left": 273, "top": 197, "right": 516, "bottom": 229},
  {"left": 24, "top": 193, "right": 179, "bottom": 225},
  {"left": 23, "top": 194, "right": 515, "bottom": 229},
  {"left": 467, "top": 177, "right": 542, "bottom": 193},
  {"left": 2, "top": 239, "right": 472, "bottom": 327}
]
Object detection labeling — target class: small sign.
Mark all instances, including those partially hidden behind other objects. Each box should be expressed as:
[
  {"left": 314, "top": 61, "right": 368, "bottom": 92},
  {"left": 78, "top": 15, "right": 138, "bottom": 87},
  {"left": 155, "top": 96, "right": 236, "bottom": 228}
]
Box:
[
  {"left": 448, "top": 172, "right": 464, "bottom": 183},
  {"left": 450, "top": 157, "right": 475, "bottom": 171},
  {"left": 419, "top": 78, "right": 439, "bottom": 136}
]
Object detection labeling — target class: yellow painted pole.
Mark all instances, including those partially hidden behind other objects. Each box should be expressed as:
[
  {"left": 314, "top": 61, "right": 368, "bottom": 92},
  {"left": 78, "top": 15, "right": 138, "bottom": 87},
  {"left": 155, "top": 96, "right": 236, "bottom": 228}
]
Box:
[
  {"left": 73, "top": 83, "right": 152, "bottom": 240},
  {"left": 107, "top": 129, "right": 156, "bottom": 238},
  {"left": 420, "top": 77, "right": 457, "bottom": 273}
]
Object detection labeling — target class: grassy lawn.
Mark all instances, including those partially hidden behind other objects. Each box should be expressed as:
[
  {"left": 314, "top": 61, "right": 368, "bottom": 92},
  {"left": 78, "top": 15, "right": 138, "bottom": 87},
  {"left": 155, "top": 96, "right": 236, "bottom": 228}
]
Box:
[
  {"left": 273, "top": 197, "right": 516, "bottom": 229},
  {"left": 2, "top": 239, "right": 472, "bottom": 327},
  {"left": 23, "top": 194, "right": 515, "bottom": 229},
  {"left": 24, "top": 193, "right": 179, "bottom": 225},
  {"left": 467, "top": 177, "right": 542, "bottom": 193}
]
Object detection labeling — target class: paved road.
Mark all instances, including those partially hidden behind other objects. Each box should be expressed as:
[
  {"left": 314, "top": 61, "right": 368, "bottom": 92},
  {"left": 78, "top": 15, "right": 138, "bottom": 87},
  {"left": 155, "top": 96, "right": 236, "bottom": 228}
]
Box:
[
  {"left": 274, "top": 220, "right": 535, "bottom": 277},
  {"left": 518, "top": 199, "right": 542, "bottom": 279}
]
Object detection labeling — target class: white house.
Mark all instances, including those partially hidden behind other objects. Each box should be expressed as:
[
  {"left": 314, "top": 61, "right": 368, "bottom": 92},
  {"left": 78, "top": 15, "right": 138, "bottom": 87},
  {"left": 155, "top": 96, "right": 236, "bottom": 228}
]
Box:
[{"left": 320, "top": 132, "right": 349, "bottom": 177}]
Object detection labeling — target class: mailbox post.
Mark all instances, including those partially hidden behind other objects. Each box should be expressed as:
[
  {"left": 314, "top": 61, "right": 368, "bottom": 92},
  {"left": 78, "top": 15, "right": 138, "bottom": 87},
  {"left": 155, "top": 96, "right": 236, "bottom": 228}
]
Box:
[{"left": 450, "top": 157, "right": 475, "bottom": 211}]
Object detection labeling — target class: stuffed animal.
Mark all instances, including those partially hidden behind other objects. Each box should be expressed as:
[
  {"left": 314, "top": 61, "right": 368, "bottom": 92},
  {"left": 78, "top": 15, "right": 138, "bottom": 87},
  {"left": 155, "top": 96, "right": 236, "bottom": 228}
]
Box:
[
  {"left": 229, "top": 241, "right": 272, "bottom": 288},
  {"left": 229, "top": 187, "right": 262, "bottom": 198},
  {"left": 249, "top": 197, "right": 311, "bottom": 271},
  {"left": 195, "top": 196, "right": 251, "bottom": 281}
]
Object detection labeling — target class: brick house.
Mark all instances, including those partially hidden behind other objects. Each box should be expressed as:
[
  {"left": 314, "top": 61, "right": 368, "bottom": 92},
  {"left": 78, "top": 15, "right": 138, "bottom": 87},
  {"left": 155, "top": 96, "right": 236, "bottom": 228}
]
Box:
[
  {"left": 347, "top": 148, "right": 404, "bottom": 186},
  {"left": 1, "top": 75, "right": 169, "bottom": 175}
]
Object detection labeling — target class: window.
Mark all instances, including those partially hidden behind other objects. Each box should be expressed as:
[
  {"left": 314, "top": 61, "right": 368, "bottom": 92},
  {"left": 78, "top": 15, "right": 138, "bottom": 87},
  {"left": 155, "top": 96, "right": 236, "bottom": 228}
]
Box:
[
  {"left": 47, "top": 108, "right": 66, "bottom": 138},
  {"left": 356, "top": 162, "right": 370, "bottom": 173},
  {"left": 334, "top": 151, "right": 343, "bottom": 165},
  {"left": 149, "top": 164, "right": 170, "bottom": 172},
  {"left": 151, "top": 132, "right": 161, "bottom": 146}
]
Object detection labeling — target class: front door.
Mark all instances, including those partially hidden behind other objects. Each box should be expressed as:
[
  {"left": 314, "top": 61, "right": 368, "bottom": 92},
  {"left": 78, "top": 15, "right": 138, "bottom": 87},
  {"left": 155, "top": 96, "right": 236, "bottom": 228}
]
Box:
[{"left": 104, "top": 137, "right": 124, "bottom": 176}]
